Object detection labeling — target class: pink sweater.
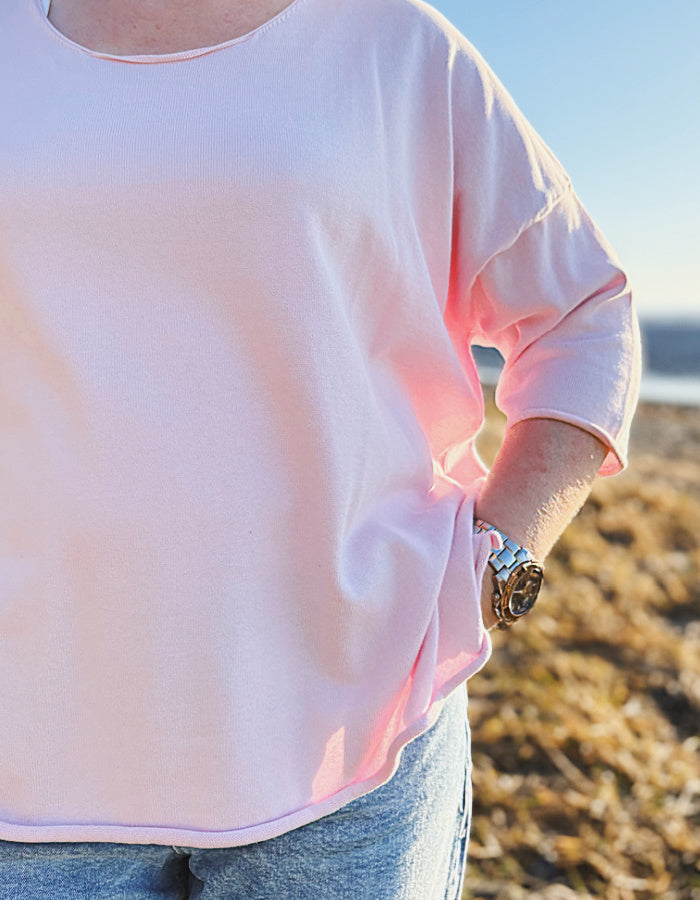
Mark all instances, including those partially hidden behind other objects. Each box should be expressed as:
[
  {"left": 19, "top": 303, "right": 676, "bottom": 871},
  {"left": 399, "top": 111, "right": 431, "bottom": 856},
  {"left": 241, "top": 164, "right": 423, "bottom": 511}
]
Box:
[{"left": 0, "top": 0, "right": 640, "bottom": 846}]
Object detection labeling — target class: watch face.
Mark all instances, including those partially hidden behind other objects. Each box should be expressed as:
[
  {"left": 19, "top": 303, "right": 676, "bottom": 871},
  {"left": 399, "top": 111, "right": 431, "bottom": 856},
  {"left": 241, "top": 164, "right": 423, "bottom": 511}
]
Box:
[{"left": 502, "top": 562, "right": 543, "bottom": 620}]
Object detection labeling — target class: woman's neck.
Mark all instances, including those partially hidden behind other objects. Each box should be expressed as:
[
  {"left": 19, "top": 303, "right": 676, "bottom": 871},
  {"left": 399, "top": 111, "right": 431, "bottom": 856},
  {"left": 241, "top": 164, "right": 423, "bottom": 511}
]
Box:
[{"left": 46, "top": 0, "right": 297, "bottom": 55}]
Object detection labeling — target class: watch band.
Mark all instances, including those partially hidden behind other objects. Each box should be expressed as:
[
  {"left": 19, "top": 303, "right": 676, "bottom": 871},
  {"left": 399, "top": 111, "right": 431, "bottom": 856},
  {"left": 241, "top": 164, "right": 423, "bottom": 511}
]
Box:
[{"left": 473, "top": 519, "right": 543, "bottom": 629}]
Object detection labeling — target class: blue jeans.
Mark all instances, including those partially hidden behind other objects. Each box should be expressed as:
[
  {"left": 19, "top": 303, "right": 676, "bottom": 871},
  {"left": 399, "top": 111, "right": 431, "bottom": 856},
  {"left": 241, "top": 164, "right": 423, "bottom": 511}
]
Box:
[{"left": 0, "top": 686, "right": 471, "bottom": 899}]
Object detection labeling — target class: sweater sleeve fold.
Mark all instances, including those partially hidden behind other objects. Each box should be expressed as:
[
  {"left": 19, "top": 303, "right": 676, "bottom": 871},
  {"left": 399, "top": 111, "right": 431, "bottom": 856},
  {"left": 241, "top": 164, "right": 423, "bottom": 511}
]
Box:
[
  {"left": 477, "top": 189, "right": 640, "bottom": 475},
  {"left": 443, "top": 34, "right": 641, "bottom": 476}
]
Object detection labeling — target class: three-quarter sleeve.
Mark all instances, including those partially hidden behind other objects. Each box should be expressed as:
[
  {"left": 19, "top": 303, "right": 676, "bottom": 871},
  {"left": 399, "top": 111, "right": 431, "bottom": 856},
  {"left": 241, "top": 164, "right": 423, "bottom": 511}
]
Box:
[{"left": 443, "top": 35, "right": 641, "bottom": 475}]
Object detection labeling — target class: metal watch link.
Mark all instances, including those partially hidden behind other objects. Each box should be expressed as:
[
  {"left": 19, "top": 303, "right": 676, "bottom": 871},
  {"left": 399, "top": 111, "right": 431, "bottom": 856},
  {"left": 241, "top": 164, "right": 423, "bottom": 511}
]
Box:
[{"left": 473, "top": 519, "right": 543, "bottom": 630}]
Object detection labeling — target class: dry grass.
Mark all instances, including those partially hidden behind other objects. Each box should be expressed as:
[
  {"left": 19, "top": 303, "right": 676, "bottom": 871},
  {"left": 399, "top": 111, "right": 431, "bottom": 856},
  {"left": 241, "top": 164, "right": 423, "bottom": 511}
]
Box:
[{"left": 463, "top": 394, "right": 700, "bottom": 900}]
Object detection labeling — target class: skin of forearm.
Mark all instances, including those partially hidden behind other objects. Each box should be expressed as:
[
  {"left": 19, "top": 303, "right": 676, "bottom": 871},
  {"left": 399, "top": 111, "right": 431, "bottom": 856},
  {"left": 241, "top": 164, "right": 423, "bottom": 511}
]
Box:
[{"left": 474, "top": 416, "right": 609, "bottom": 630}]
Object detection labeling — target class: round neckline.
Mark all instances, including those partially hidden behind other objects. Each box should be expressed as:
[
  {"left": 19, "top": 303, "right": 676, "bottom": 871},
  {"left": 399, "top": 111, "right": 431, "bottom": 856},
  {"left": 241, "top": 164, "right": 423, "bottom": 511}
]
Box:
[{"left": 33, "top": 0, "right": 307, "bottom": 63}]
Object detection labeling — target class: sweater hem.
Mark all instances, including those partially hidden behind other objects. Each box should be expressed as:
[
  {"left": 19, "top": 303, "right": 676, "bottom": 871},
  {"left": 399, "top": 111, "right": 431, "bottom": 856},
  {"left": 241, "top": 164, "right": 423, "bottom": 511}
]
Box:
[{"left": 0, "top": 636, "right": 491, "bottom": 848}]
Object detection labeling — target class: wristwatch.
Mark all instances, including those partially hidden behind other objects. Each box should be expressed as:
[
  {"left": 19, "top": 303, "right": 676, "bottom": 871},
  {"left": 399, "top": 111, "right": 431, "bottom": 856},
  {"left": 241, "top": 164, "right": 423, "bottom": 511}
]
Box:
[{"left": 473, "top": 519, "right": 544, "bottom": 630}]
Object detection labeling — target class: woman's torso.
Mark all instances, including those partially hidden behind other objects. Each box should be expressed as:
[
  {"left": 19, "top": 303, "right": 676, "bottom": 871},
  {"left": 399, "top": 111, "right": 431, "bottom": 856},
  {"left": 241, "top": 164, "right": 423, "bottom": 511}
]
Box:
[{"left": 1, "top": 0, "right": 494, "bottom": 845}]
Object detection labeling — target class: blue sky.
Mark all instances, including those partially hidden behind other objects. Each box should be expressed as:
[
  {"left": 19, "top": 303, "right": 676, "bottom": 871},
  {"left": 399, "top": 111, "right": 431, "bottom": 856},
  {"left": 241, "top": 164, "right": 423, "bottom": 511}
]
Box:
[{"left": 429, "top": 0, "right": 699, "bottom": 321}]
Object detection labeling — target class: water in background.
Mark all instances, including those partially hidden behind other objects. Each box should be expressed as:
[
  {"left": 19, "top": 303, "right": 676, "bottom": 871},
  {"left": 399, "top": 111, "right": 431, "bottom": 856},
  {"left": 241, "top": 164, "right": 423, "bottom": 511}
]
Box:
[{"left": 473, "top": 319, "right": 700, "bottom": 407}]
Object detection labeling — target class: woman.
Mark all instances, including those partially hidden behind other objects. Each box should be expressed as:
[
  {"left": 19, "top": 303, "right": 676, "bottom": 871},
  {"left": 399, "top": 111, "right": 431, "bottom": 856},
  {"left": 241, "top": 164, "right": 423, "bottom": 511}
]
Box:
[{"left": 0, "top": 0, "right": 639, "bottom": 897}]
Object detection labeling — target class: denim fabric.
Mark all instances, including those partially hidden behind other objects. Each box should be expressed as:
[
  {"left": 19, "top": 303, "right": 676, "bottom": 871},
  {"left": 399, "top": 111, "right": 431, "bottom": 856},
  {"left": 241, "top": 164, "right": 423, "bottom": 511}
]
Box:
[{"left": 0, "top": 686, "right": 472, "bottom": 899}]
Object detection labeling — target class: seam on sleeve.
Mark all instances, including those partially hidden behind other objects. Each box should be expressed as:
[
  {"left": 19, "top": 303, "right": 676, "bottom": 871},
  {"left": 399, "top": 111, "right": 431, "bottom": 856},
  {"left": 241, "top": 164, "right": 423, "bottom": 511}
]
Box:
[
  {"left": 467, "top": 183, "right": 577, "bottom": 349},
  {"left": 474, "top": 234, "right": 629, "bottom": 367},
  {"left": 478, "top": 180, "right": 574, "bottom": 285}
]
